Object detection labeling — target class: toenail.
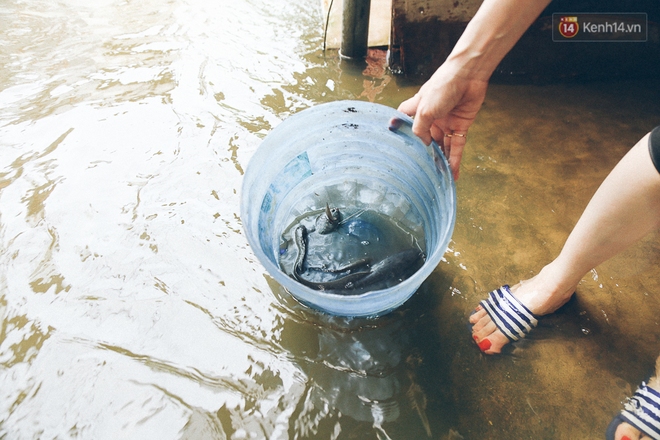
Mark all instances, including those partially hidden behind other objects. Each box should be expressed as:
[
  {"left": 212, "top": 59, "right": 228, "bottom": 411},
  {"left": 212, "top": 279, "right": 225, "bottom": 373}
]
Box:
[
  {"left": 476, "top": 305, "right": 482, "bottom": 311},
  {"left": 621, "top": 436, "right": 631, "bottom": 440},
  {"left": 473, "top": 335, "right": 479, "bottom": 341},
  {"left": 478, "top": 339, "right": 491, "bottom": 351}
]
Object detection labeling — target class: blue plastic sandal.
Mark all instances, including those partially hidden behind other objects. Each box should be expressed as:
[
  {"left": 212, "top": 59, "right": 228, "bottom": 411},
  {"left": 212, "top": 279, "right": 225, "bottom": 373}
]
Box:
[{"left": 479, "top": 285, "right": 539, "bottom": 342}]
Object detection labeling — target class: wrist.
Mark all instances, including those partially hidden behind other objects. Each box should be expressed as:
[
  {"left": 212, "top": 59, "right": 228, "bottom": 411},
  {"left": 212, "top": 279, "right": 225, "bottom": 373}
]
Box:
[{"left": 434, "top": 50, "right": 494, "bottom": 85}]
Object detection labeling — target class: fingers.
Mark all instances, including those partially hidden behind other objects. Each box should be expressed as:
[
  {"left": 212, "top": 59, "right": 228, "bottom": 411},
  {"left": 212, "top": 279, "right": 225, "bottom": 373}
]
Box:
[
  {"left": 398, "top": 93, "right": 444, "bottom": 146},
  {"left": 452, "top": 163, "right": 461, "bottom": 180},
  {"left": 388, "top": 117, "right": 404, "bottom": 132},
  {"left": 430, "top": 124, "right": 447, "bottom": 156},
  {"left": 412, "top": 114, "right": 434, "bottom": 146},
  {"left": 397, "top": 94, "right": 420, "bottom": 118},
  {"left": 447, "top": 133, "right": 467, "bottom": 180},
  {"left": 398, "top": 94, "right": 434, "bottom": 145},
  {"left": 412, "top": 95, "right": 453, "bottom": 146},
  {"left": 397, "top": 92, "right": 467, "bottom": 179},
  {"left": 439, "top": 130, "right": 467, "bottom": 180}
]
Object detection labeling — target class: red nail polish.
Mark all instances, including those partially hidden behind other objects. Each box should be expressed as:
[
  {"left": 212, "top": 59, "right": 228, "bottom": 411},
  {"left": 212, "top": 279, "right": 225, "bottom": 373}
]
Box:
[
  {"left": 476, "top": 305, "right": 482, "bottom": 311},
  {"left": 473, "top": 335, "right": 479, "bottom": 341},
  {"left": 478, "top": 339, "right": 491, "bottom": 351},
  {"left": 621, "top": 436, "right": 632, "bottom": 440}
]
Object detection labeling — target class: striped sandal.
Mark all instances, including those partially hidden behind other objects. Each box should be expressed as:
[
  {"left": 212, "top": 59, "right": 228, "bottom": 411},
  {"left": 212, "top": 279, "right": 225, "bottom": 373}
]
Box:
[
  {"left": 479, "top": 285, "right": 539, "bottom": 342},
  {"left": 606, "top": 381, "right": 660, "bottom": 440}
]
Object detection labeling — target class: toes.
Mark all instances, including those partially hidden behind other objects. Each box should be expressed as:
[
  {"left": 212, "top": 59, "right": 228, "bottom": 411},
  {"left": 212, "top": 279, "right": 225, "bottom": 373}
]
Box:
[
  {"left": 469, "top": 307, "right": 487, "bottom": 325},
  {"left": 475, "top": 337, "right": 492, "bottom": 351},
  {"left": 474, "top": 330, "right": 510, "bottom": 354},
  {"left": 468, "top": 301, "right": 514, "bottom": 355},
  {"left": 470, "top": 314, "right": 511, "bottom": 354},
  {"left": 472, "top": 319, "right": 498, "bottom": 339},
  {"left": 615, "top": 421, "right": 643, "bottom": 440}
]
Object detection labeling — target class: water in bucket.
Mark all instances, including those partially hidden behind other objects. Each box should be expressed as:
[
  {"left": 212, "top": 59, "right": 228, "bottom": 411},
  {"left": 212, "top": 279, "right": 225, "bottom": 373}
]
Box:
[
  {"left": 241, "top": 100, "right": 456, "bottom": 317},
  {"left": 278, "top": 204, "right": 426, "bottom": 295}
]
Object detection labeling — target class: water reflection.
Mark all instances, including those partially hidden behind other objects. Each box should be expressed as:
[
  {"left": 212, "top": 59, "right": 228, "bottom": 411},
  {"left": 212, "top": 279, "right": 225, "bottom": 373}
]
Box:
[
  {"left": 2, "top": 0, "right": 660, "bottom": 437},
  {"left": 268, "top": 273, "right": 454, "bottom": 439}
]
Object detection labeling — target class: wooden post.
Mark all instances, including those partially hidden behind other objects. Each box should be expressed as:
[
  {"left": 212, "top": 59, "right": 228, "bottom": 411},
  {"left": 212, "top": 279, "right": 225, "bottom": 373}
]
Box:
[{"left": 341, "top": 0, "right": 371, "bottom": 58}]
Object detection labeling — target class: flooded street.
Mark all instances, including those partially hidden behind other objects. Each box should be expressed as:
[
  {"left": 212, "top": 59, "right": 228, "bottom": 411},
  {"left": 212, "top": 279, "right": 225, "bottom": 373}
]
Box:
[{"left": 1, "top": 0, "right": 660, "bottom": 438}]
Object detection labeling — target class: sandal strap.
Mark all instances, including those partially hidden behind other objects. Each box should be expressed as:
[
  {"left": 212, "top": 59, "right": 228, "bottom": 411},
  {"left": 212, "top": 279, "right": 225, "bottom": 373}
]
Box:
[
  {"left": 621, "top": 381, "right": 660, "bottom": 440},
  {"left": 479, "top": 285, "right": 538, "bottom": 342}
]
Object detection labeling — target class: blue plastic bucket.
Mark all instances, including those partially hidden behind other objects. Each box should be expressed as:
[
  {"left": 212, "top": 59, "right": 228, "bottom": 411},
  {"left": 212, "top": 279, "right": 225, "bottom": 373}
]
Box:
[{"left": 241, "top": 100, "right": 456, "bottom": 317}]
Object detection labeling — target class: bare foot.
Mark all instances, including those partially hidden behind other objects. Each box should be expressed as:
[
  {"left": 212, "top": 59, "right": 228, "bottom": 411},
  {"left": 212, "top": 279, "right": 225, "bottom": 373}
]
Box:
[
  {"left": 613, "top": 423, "right": 651, "bottom": 440},
  {"left": 469, "top": 265, "right": 576, "bottom": 354}
]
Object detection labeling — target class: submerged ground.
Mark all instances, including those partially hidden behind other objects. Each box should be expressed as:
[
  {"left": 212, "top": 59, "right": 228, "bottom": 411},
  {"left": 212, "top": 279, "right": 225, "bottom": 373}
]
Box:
[{"left": 1, "top": 0, "right": 660, "bottom": 438}]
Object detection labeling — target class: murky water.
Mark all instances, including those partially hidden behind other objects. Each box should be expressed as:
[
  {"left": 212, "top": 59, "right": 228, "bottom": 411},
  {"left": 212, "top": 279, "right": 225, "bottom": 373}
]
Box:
[
  {"left": 1, "top": 0, "right": 660, "bottom": 438},
  {"left": 279, "top": 208, "right": 425, "bottom": 294}
]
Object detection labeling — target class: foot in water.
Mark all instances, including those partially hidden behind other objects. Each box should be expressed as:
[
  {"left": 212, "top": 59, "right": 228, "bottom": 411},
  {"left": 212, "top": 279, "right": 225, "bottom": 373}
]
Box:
[
  {"left": 470, "top": 267, "right": 660, "bottom": 440},
  {"left": 607, "top": 357, "right": 660, "bottom": 440},
  {"left": 611, "top": 419, "right": 656, "bottom": 440},
  {"left": 468, "top": 265, "right": 576, "bottom": 354}
]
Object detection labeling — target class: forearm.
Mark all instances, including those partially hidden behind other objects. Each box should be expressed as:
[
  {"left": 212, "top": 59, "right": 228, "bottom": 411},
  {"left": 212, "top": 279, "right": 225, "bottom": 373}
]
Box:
[{"left": 446, "top": 0, "right": 552, "bottom": 81}]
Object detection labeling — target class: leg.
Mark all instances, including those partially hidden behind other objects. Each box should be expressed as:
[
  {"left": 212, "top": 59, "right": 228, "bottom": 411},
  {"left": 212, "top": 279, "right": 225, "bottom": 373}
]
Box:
[{"left": 471, "top": 131, "right": 660, "bottom": 354}]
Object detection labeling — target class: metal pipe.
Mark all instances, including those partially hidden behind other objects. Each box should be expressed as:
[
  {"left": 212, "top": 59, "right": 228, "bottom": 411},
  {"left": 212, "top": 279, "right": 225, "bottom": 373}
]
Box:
[{"left": 340, "top": 0, "right": 371, "bottom": 59}]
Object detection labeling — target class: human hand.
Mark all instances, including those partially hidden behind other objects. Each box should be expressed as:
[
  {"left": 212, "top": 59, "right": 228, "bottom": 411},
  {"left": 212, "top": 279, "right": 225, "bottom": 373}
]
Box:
[{"left": 398, "top": 63, "right": 488, "bottom": 180}]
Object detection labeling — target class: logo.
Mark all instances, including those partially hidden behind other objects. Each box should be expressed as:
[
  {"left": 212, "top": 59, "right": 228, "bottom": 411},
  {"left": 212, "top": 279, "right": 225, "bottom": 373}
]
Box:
[
  {"left": 558, "top": 16, "right": 579, "bottom": 38},
  {"left": 553, "top": 13, "right": 647, "bottom": 42}
]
